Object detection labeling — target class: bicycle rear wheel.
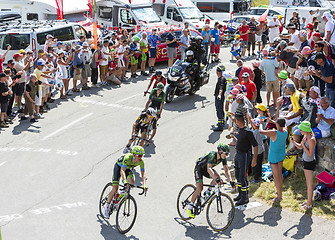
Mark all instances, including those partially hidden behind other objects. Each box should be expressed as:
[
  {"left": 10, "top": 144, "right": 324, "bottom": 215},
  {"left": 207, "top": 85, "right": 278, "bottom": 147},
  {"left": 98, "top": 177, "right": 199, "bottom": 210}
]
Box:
[
  {"left": 176, "top": 184, "right": 196, "bottom": 220},
  {"left": 116, "top": 195, "right": 137, "bottom": 234},
  {"left": 206, "top": 193, "right": 235, "bottom": 232},
  {"left": 99, "top": 182, "right": 113, "bottom": 218}
]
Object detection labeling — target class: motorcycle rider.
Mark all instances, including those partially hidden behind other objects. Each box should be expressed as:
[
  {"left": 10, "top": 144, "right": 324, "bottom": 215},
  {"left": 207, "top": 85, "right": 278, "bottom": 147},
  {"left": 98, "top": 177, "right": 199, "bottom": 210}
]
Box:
[
  {"left": 187, "top": 36, "right": 205, "bottom": 66},
  {"left": 184, "top": 50, "right": 200, "bottom": 90}
]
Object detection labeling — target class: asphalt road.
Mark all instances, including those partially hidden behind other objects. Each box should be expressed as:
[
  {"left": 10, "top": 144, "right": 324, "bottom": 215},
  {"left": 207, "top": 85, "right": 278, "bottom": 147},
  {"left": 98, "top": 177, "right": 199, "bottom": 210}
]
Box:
[{"left": 0, "top": 47, "right": 333, "bottom": 240}]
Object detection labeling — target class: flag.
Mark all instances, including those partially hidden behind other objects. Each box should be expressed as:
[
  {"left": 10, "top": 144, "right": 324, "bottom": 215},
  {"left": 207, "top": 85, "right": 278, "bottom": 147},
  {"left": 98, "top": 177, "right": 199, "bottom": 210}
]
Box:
[
  {"left": 92, "top": 0, "right": 98, "bottom": 48},
  {"left": 258, "top": 9, "right": 269, "bottom": 22},
  {"left": 55, "top": 0, "right": 64, "bottom": 20},
  {"left": 88, "top": 0, "right": 93, "bottom": 18}
]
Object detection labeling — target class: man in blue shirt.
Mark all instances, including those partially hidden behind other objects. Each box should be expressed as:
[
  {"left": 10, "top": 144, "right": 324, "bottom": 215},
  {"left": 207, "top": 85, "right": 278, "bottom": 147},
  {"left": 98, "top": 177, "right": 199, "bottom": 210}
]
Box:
[
  {"left": 313, "top": 52, "right": 335, "bottom": 108},
  {"left": 201, "top": 25, "right": 210, "bottom": 64},
  {"left": 148, "top": 28, "right": 162, "bottom": 73},
  {"left": 72, "top": 45, "right": 83, "bottom": 92},
  {"left": 166, "top": 27, "right": 178, "bottom": 67},
  {"left": 210, "top": 22, "right": 221, "bottom": 62}
]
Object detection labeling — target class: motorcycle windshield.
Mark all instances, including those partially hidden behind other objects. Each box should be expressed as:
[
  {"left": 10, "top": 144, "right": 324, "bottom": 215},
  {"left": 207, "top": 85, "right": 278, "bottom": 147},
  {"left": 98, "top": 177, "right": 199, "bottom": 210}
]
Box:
[{"left": 171, "top": 60, "right": 190, "bottom": 75}]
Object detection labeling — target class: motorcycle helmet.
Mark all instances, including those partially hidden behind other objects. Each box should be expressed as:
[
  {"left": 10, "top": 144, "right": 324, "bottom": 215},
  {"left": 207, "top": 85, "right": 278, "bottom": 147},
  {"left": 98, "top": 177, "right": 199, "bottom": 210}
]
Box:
[
  {"left": 186, "top": 50, "right": 194, "bottom": 57},
  {"left": 156, "top": 82, "right": 165, "bottom": 90},
  {"left": 217, "top": 143, "right": 230, "bottom": 153},
  {"left": 146, "top": 107, "right": 156, "bottom": 117},
  {"left": 132, "top": 145, "right": 145, "bottom": 155},
  {"left": 155, "top": 70, "right": 162, "bottom": 76},
  {"left": 195, "top": 36, "right": 203, "bottom": 43}
]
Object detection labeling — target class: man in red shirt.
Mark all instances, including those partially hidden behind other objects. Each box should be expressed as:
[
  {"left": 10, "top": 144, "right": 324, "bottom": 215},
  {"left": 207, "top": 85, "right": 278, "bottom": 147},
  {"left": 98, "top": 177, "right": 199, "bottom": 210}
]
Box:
[
  {"left": 144, "top": 70, "right": 166, "bottom": 95},
  {"left": 239, "top": 20, "right": 249, "bottom": 59},
  {"left": 236, "top": 60, "right": 255, "bottom": 83},
  {"left": 241, "top": 72, "right": 257, "bottom": 105}
]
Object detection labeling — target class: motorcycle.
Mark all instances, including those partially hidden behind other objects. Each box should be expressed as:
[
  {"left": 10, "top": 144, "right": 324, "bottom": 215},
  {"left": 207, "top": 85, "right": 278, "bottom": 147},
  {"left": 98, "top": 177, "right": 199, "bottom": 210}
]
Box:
[{"left": 165, "top": 59, "right": 209, "bottom": 103}]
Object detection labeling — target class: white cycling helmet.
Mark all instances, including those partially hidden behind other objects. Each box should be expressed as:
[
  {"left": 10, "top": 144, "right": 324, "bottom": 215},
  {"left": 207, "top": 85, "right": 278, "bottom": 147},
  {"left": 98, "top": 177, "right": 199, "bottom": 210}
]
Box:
[{"left": 186, "top": 50, "right": 194, "bottom": 56}]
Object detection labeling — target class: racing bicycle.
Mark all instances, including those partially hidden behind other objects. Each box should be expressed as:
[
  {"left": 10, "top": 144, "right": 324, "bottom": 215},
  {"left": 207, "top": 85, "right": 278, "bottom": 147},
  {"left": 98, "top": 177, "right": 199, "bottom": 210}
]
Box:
[
  {"left": 177, "top": 183, "right": 235, "bottom": 232},
  {"left": 99, "top": 183, "right": 146, "bottom": 234}
]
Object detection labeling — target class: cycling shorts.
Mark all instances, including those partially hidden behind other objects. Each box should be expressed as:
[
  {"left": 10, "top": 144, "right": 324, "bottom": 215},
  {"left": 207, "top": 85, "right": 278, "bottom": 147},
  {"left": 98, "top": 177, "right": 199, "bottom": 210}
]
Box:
[
  {"left": 134, "top": 124, "right": 149, "bottom": 135},
  {"left": 194, "top": 164, "right": 218, "bottom": 184},
  {"left": 112, "top": 163, "right": 134, "bottom": 186}
]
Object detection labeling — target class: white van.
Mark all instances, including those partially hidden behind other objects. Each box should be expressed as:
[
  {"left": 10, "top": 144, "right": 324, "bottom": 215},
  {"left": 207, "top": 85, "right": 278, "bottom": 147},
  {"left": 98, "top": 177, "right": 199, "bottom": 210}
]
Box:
[
  {"left": 96, "top": 0, "right": 166, "bottom": 32},
  {"left": 153, "top": 0, "right": 210, "bottom": 32},
  {"left": 0, "top": 20, "right": 91, "bottom": 62},
  {"left": 192, "top": 0, "right": 251, "bottom": 21}
]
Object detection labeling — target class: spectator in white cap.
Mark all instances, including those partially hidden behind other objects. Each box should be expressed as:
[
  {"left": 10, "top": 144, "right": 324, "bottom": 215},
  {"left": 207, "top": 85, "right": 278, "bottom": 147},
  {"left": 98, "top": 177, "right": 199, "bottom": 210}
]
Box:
[
  {"left": 268, "top": 15, "right": 280, "bottom": 45},
  {"left": 323, "top": 12, "right": 335, "bottom": 44}
]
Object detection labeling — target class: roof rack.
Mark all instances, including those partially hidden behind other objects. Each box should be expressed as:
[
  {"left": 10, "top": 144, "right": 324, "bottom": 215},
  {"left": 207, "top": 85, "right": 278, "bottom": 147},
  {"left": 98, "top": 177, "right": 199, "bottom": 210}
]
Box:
[{"left": 0, "top": 19, "right": 70, "bottom": 33}]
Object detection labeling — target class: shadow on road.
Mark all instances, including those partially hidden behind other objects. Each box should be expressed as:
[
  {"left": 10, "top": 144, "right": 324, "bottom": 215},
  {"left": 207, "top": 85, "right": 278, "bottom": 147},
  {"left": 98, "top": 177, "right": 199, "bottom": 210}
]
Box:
[
  {"left": 163, "top": 95, "right": 208, "bottom": 112},
  {"left": 283, "top": 214, "right": 313, "bottom": 239},
  {"left": 97, "top": 214, "right": 140, "bottom": 240},
  {"left": 245, "top": 205, "right": 282, "bottom": 227},
  {"left": 12, "top": 121, "right": 41, "bottom": 135},
  {"left": 144, "top": 142, "right": 156, "bottom": 157}
]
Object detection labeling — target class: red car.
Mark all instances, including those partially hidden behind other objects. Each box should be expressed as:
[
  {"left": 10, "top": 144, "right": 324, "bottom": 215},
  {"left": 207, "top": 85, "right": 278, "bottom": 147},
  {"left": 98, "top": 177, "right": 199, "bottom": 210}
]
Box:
[{"left": 134, "top": 28, "right": 201, "bottom": 62}]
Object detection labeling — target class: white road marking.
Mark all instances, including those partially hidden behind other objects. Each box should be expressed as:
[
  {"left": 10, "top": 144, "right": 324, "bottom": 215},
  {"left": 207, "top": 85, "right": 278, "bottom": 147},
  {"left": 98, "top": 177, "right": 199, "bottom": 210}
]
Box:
[
  {"left": 0, "top": 161, "right": 6, "bottom": 167},
  {"left": 235, "top": 201, "right": 262, "bottom": 211},
  {"left": 42, "top": 113, "right": 93, "bottom": 141},
  {"left": 0, "top": 202, "right": 88, "bottom": 222},
  {"left": 115, "top": 93, "right": 142, "bottom": 103},
  {"left": 75, "top": 99, "right": 142, "bottom": 111},
  {"left": 0, "top": 147, "right": 77, "bottom": 156}
]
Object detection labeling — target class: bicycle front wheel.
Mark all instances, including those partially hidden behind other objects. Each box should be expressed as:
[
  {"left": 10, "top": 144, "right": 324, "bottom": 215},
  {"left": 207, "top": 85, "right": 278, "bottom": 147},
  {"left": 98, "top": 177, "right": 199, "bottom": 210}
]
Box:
[
  {"left": 99, "top": 182, "right": 113, "bottom": 218},
  {"left": 116, "top": 195, "right": 137, "bottom": 234},
  {"left": 176, "top": 184, "right": 196, "bottom": 220},
  {"left": 206, "top": 193, "right": 235, "bottom": 232}
]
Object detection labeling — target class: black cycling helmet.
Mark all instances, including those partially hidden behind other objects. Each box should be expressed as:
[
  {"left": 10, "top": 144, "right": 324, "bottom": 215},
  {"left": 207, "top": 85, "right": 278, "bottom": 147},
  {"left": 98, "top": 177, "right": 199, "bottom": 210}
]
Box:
[
  {"left": 217, "top": 143, "right": 230, "bottom": 153},
  {"left": 155, "top": 70, "right": 162, "bottom": 76},
  {"left": 156, "top": 82, "right": 164, "bottom": 90}
]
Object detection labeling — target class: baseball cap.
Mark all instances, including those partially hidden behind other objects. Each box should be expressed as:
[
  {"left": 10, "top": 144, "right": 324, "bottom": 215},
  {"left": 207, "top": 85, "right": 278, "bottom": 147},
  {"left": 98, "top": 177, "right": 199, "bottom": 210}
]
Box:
[
  {"left": 13, "top": 53, "right": 23, "bottom": 59},
  {"left": 242, "top": 72, "right": 249, "bottom": 78},
  {"left": 56, "top": 41, "right": 63, "bottom": 46},
  {"left": 251, "top": 118, "right": 260, "bottom": 127},
  {"left": 301, "top": 46, "right": 312, "bottom": 55},
  {"left": 313, "top": 32, "right": 322, "bottom": 38},
  {"left": 0, "top": 72, "right": 7, "bottom": 78},
  {"left": 236, "top": 94, "right": 244, "bottom": 100},
  {"left": 255, "top": 103, "right": 267, "bottom": 112},
  {"left": 83, "top": 42, "right": 89, "bottom": 47},
  {"left": 75, "top": 45, "right": 82, "bottom": 51},
  {"left": 262, "top": 49, "right": 269, "bottom": 56},
  {"left": 306, "top": 23, "right": 314, "bottom": 29},
  {"left": 230, "top": 88, "right": 239, "bottom": 95},
  {"left": 310, "top": 86, "right": 321, "bottom": 96},
  {"left": 37, "top": 60, "right": 45, "bottom": 66},
  {"left": 287, "top": 23, "right": 296, "bottom": 29},
  {"left": 19, "top": 49, "right": 26, "bottom": 54},
  {"left": 46, "top": 34, "right": 54, "bottom": 39},
  {"left": 47, "top": 53, "right": 53, "bottom": 58}
]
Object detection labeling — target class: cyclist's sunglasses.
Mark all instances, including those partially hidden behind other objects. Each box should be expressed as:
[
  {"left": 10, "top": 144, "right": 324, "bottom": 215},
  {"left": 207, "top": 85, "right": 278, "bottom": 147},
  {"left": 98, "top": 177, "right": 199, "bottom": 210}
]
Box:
[{"left": 136, "top": 154, "right": 143, "bottom": 158}]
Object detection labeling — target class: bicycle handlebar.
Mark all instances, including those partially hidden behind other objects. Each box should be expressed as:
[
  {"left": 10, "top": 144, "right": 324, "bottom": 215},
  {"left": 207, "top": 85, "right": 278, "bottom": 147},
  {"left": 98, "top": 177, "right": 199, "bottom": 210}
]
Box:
[{"left": 120, "top": 184, "right": 147, "bottom": 196}]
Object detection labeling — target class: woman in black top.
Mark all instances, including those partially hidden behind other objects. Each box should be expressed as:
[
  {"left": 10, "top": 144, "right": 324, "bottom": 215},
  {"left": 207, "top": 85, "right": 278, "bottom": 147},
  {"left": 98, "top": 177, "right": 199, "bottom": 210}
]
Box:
[{"left": 252, "top": 61, "right": 263, "bottom": 103}]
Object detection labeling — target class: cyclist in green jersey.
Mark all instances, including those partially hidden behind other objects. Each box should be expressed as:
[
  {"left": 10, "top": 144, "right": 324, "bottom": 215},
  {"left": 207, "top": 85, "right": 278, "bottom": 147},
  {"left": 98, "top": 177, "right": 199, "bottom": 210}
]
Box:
[
  {"left": 104, "top": 146, "right": 148, "bottom": 219},
  {"left": 144, "top": 82, "right": 165, "bottom": 118},
  {"left": 187, "top": 143, "right": 235, "bottom": 218}
]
